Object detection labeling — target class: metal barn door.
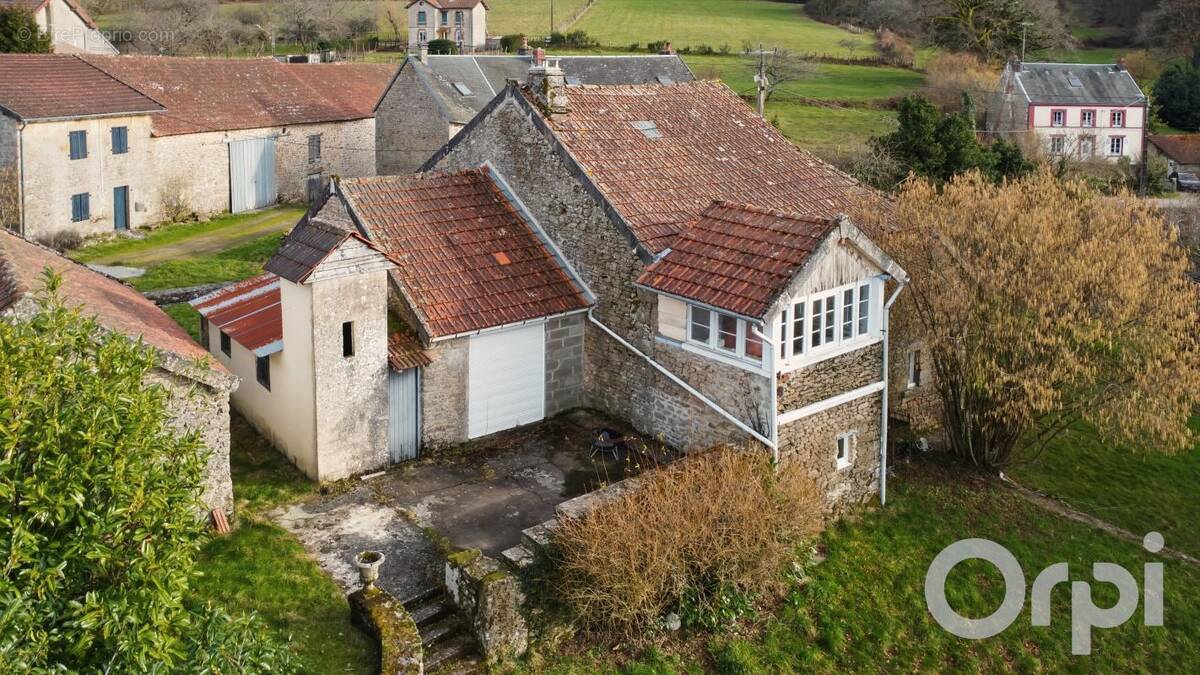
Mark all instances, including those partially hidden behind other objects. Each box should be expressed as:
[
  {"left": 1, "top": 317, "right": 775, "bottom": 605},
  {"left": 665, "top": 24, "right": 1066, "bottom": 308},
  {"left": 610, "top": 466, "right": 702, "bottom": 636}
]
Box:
[
  {"left": 229, "top": 137, "right": 277, "bottom": 213},
  {"left": 388, "top": 367, "right": 421, "bottom": 462}
]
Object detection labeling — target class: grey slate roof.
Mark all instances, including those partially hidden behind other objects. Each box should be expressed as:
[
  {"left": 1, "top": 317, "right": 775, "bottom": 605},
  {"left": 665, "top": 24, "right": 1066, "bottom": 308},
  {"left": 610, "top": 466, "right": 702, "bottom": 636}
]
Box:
[
  {"left": 264, "top": 207, "right": 379, "bottom": 283},
  {"left": 1012, "top": 63, "right": 1145, "bottom": 105},
  {"left": 411, "top": 54, "right": 695, "bottom": 124}
]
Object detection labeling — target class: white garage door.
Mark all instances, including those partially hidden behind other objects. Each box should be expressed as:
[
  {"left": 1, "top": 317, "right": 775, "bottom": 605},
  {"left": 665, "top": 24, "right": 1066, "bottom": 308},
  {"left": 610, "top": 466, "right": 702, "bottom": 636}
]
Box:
[
  {"left": 468, "top": 323, "right": 545, "bottom": 438},
  {"left": 229, "top": 137, "right": 277, "bottom": 213}
]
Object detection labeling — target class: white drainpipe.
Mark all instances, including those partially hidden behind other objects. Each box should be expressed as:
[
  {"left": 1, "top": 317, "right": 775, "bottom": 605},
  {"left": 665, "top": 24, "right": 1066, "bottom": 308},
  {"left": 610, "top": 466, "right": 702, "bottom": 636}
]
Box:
[
  {"left": 880, "top": 281, "right": 906, "bottom": 506},
  {"left": 750, "top": 322, "right": 779, "bottom": 465},
  {"left": 587, "top": 309, "right": 776, "bottom": 451}
]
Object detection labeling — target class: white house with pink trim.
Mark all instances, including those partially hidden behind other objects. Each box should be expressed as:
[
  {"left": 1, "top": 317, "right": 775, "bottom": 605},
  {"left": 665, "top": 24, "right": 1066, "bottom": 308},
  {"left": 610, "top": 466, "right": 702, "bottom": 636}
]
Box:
[{"left": 988, "top": 61, "right": 1147, "bottom": 163}]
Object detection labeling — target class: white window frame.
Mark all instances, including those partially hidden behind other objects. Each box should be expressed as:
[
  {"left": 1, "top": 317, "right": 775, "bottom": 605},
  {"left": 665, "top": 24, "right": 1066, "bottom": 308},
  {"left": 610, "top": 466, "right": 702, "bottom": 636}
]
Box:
[
  {"left": 776, "top": 277, "right": 883, "bottom": 372},
  {"left": 1050, "top": 109, "right": 1065, "bottom": 127},
  {"left": 685, "top": 304, "right": 764, "bottom": 368},
  {"left": 1111, "top": 110, "right": 1125, "bottom": 128},
  {"left": 1049, "top": 135, "right": 1066, "bottom": 155},
  {"left": 1108, "top": 136, "right": 1124, "bottom": 156},
  {"left": 836, "top": 432, "right": 855, "bottom": 470}
]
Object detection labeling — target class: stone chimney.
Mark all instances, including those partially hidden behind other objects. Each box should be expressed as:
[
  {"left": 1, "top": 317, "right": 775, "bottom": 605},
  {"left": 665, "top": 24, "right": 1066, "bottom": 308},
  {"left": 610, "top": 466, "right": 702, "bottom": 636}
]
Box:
[
  {"left": 659, "top": 41, "right": 674, "bottom": 55},
  {"left": 527, "top": 48, "right": 569, "bottom": 113},
  {"left": 1116, "top": 57, "right": 1127, "bottom": 71},
  {"left": 518, "top": 35, "right": 530, "bottom": 55}
]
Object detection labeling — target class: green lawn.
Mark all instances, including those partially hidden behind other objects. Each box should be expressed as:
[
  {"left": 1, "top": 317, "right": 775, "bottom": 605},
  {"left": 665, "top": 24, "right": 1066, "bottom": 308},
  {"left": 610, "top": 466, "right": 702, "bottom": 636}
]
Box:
[
  {"left": 130, "top": 230, "right": 285, "bottom": 292},
  {"left": 767, "top": 102, "right": 897, "bottom": 155},
  {"left": 1008, "top": 417, "right": 1200, "bottom": 558},
  {"left": 575, "top": 0, "right": 877, "bottom": 56},
  {"left": 530, "top": 460, "right": 1200, "bottom": 672},
  {"left": 685, "top": 55, "right": 923, "bottom": 102}
]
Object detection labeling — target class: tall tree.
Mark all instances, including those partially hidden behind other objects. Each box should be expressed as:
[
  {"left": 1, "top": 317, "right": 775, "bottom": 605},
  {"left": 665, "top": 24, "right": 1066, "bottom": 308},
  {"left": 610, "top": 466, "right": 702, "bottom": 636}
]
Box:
[
  {"left": 0, "top": 8, "right": 52, "bottom": 53},
  {"left": 1139, "top": 0, "right": 1200, "bottom": 68},
  {"left": 929, "top": 0, "right": 1066, "bottom": 61},
  {"left": 0, "top": 276, "right": 294, "bottom": 671},
  {"left": 865, "top": 171, "right": 1200, "bottom": 467},
  {"left": 1153, "top": 63, "right": 1200, "bottom": 132}
]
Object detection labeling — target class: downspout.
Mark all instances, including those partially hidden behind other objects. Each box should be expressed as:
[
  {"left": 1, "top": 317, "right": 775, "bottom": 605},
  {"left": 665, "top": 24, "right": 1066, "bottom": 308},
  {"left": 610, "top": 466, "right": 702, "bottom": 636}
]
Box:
[
  {"left": 587, "top": 308, "right": 776, "bottom": 451},
  {"left": 750, "top": 322, "right": 779, "bottom": 465},
  {"left": 17, "top": 120, "right": 26, "bottom": 236},
  {"left": 879, "top": 280, "right": 906, "bottom": 506}
]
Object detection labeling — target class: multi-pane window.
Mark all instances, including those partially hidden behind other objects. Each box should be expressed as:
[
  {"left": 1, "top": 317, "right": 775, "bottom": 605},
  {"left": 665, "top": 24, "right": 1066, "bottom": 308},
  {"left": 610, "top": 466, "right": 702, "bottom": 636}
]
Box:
[
  {"left": 857, "top": 284, "right": 870, "bottom": 334},
  {"left": 1111, "top": 110, "right": 1125, "bottom": 128},
  {"left": 810, "top": 294, "right": 835, "bottom": 347},
  {"left": 688, "top": 306, "right": 762, "bottom": 365},
  {"left": 791, "top": 302, "right": 805, "bottom": 356},
  {"left": 69, "top": 130, "right": 87, "bottom": 159},
  {"left": 417, "top": 10, "right": 426, "bottom": 25},
  {"left": 308, "top": 134, "right": 321, "bottom": 162},
  {"left": 1081, "top": 110, "right": 1095, "bottom": 127},
  {"left": 1109, "top": 136, "right": 1124, "bottom": 155},
  {"left": 70, "top": 193, "right": 90, "bottom": 222},
  {"left": 1051, "top": 109, "right": 1065, "bottom": 127},
  {"left": 111, "top": 126, "right": 128, "bottom": 154},
  {"left": 778, "top": 280, "right": 878, "bottom": 365},
  {"left": 1050, "top": 136, "right": 1066, "bottom": 155},
  {"left": 440, "top": 10, "right": 448, "bottom": 22},
  {"left": 778, "top": 309, "right": 788, "bottom": 360}
]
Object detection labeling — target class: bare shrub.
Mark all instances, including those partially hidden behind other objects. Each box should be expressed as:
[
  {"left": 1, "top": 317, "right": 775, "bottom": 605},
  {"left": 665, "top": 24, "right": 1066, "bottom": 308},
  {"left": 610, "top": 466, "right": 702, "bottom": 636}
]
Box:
[
  {"left": 35, "top": 230, "right": 83, "bottom": 252},
  {"left": 550, "top": 447, "right": 823, "bottom": 635},
  {"left": 0, "top": 165, "right": 19, "bottom": 231},
  {"left": 158, "top": 174, "right": 193, "bottom": 224},
  {"left": 877, "top": 29, "right": 914, "bottom": 66},
  {"left": 923, "top": 52, "right": 998, "bottom": 113}
]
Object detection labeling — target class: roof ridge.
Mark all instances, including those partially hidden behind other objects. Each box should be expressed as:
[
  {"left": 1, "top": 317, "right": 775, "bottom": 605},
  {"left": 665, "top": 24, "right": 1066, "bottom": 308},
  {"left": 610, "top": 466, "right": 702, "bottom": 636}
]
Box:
[{"left": 707, "top": 199, "right": 837, "bottom": 225}]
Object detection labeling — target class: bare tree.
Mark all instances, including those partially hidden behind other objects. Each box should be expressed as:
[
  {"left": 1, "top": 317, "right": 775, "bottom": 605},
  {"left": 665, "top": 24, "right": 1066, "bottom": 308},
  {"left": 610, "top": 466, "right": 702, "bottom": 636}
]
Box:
[{"left": 747, "top": 49, "right": 814, "bottom": 104}]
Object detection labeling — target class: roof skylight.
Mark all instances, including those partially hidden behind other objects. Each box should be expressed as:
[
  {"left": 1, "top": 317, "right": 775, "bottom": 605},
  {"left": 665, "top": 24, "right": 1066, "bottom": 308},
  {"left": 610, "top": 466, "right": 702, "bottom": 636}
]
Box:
[
  {"left": 453, "top": 82, "right": 473, "bottom": 96},
  {"left": 631, "top": 120, "right": 662, "bottom": 139}
]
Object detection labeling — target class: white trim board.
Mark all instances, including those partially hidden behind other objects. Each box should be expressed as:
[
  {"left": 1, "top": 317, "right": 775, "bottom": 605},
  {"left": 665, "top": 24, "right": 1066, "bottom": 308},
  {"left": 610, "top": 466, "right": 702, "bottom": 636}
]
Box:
[{"left": 777, "top": 381, "right": 885, "bottom": 426}]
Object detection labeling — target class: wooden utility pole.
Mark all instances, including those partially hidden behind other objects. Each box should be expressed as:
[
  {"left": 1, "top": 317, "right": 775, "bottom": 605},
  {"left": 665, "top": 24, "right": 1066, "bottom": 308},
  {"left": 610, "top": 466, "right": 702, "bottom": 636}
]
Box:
[
  {"left": 754, "top": 42, "right": 768, "bottom": 118},
  {"left": 550, "top": 0, "right": 555, "bottom": 35}
]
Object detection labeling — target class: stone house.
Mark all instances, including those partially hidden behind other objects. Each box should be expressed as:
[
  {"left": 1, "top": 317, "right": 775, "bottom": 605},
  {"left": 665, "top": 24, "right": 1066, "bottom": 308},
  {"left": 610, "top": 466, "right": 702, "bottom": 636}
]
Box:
[
  {"left": 406, "top": 0, "right": 488, "bottom": 52},
  {"left": 0, "top": 54, "right": 392, "bottom": 240},
  {"left": 0, "top": 229, "right": 237, "bottom": 517},
  {"left": 1148, "top": 135, "right": 1200, "bottom": 179},
  {"left": 374, "top": 53, "right": 695, "bottom": 174},
  {"left": 0, "top": 0, "right": 117, "bottom": 54},
  {"left": 191, "top": 167, "right": 591, "bottom": 479},
  {"left": 410, "top": 65, "right": 911, "bottom": 508},
  {"left": 988, "top": 61, "right": 1147, "bottom": 163}
]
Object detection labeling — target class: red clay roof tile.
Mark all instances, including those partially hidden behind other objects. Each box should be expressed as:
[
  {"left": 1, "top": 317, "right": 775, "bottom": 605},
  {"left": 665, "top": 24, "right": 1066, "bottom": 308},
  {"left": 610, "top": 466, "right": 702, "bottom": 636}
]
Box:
[
  {"left": 1150, "top": 135, "right": 1200, "bottom": 166},
  {"left": 388, "top": 332, "right": 432, "bottom": 370},
  {"left": 637, "top": 201, "right": 837, "bottom": 318},
  {"left": 0, "top": 54, "right": 164, "bottom": 120},
  {"left": 341, "top": 169, "right": 590, "bottom": 338}
]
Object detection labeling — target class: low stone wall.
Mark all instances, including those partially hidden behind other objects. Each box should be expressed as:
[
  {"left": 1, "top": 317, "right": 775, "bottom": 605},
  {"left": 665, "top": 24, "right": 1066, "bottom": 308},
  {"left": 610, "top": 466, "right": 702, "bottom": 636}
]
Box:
[
  {"left": 444, "top": 549, "right": 528, "bottom": 666},
  {"left": 348, "top": 585, "right": 424, "bottom": 675}
]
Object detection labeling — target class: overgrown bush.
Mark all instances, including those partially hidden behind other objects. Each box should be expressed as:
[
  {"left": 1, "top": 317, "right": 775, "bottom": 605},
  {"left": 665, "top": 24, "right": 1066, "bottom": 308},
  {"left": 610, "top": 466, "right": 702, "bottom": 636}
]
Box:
[
  {"left": 547, "top": 30, "right": 597, "bottom": 49},
  {"left": 876, "top": 29, "right": 913, "bottom": 66},
  {"left": 550, "top": 447, "right": 823, "bottom": 634},
  {"left": 500, "top": 33, "right": 525, "bottom": 53},
  {"left": 34, "top": 229, "right": 83, "bottom": 252},
  {"left": 923, "top": 52, "right": 997, "bottom": 114},
  {"left": 427, "top": 38, "right": 457, "bottom": 55},
  {"left": 1153, "top": 63, "right": 1200, "bottom": 132}
]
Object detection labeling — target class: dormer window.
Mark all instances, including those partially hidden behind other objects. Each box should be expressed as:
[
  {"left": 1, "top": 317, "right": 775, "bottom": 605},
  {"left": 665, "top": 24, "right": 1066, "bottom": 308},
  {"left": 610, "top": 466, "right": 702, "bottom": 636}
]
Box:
[{"left": 687, "top": 305, "right": 763, "bottom": 365}]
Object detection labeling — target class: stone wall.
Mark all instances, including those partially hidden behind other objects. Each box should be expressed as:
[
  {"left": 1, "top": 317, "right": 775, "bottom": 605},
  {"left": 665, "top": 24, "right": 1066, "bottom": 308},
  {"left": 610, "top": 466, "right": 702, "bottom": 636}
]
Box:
[
  {"left": 544, "top": 313, "right": 584, "bottom": 416},
  {"left": 778, "top": 392, "right": 882, "bottom": 511},
  {"left": 778, "top": 343, "right": 883, "bottom": 413},
  {"left": 444, "top": 549, "right": 528, "bottom": 666},
  {"left": 348, "top": 585, "right": 424, "bottom": 674},
  {"left": 421, "top": 337, "right": 469, "bottom": 447},
  {"left": 428, "top": 96, "right": 756, "bottom": 451},
  {"left": 376, "top": 64, "right": 451, "bottom": 175}
]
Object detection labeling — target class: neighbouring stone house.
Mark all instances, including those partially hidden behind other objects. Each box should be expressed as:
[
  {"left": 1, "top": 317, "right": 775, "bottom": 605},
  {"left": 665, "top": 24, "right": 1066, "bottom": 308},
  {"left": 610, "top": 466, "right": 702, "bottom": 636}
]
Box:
[
  {"left": 0, "top": 54, "right": 393, "bottom": 240},
  {"left": 191, "top": 167, "right": 591, "bottom": 479},
  {"left": 0, "top": 0, "right": 117, "bottom": 54},
  {"left": 374, "top": 53, "right": 695, "bottom": 174},
  {"left": 403, "top": 63, "right": 914, "bottom": 509},
  {"left": 407, "top": 0, "right": 488, "bottom": 52},
  {"left": 1149, "top": 135, "right": 1200, "bottom": 179},
  {"left": 0, "top": 229, "right": 237, "bottom": 517},
  {"left": 988, "top": 60, "right": 1147, "bottom": 163}
]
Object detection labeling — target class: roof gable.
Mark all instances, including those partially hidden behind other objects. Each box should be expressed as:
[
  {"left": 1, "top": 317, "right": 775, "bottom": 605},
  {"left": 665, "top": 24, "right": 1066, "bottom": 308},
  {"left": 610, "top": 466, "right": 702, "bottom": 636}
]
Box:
[
  {"left": 264, "top": 211, "right": 392, "bottom": 284},
  {"left": 339, "top": 168, "right": 590, "bottom": 339}
]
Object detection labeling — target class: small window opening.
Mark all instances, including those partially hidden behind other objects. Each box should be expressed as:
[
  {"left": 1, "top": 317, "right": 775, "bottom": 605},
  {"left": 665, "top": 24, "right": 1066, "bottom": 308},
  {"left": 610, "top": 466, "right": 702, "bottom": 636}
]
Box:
[{"left": 342, "top": 321, "right": 354, "bottom": 357}]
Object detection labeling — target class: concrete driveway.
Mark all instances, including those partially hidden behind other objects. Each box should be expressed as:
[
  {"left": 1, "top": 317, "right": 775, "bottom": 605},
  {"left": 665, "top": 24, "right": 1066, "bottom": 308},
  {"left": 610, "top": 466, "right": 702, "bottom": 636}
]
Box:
[{"left": 273, "top": 410, "right": 648, "bottom": 601}]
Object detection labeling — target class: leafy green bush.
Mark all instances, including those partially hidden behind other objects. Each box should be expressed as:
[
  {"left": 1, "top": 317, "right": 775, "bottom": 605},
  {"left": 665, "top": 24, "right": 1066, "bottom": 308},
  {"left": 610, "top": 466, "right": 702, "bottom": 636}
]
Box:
[
  {"left": 547, "top": 30, "right": 597, "bottom": 49},
  {"left": 427, "top": 38, "right": 457, "bottom": 55},
  {"left": 1153, "top": 63, "right": 1200, "bottom": 132},
  {"left": 0, "top": 276, "right": 294, "bottom": 672},
  {"left": 500, "top": 33, "right": 525, "bottom": 53}
]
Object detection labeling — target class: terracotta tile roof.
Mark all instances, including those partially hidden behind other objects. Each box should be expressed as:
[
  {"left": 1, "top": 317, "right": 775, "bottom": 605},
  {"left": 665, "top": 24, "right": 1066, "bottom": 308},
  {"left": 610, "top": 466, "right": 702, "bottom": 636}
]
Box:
[
  {"left": 527, "top": 80, "right": 870, "bottom": 253},
  {"left": 81, "top": 56, "right": 395, "bottom": 136},
  {"left": 191, "top": 274, "right": 282, "bottom": 355},
  {"left": 0, "top": 0, "right": 98, "bottom": 28},
  {"left": 340, "top": 169, "right": 591, "bottom": 338},
  {"left": 0, "top": 54, "right": 165, "bottom": 121},
  {"left": 406, "top": 0, "right": 487, "bottom": 9},
  {"left": 389, "top": 332, "right": 432, "bottom": 370},
  {"left": 637, "top": 201, "right": 836, "bottom": 318},
  {"left": 0, "top": 230, "right": 226, "bottom": 375},
  {"left": 264, "top": 212, "right": 390, "bottom": 284},
  {"left": 1150, "top": 135, "right": 1200, "bottom": 166}
]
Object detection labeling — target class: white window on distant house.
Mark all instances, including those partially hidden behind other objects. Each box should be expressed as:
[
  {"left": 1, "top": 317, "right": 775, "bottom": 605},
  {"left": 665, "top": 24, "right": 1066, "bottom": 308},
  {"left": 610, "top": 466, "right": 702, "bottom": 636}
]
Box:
[
  {"left": 70, "top": 193, "right": 90, "bottom": 222},
  {"left": 418, "top": 29, "right": 426, "bottom": 42},
  {"left": 1051, "top": 109, "right": 1066, "bottom": 127},
  {"left": 907, "top": 348, "right": 923, "bottom": 389},
  {"left": 687, "top": 305, "right": 763, "bottom": 365},
  {"left": 1050, "top": 136, "right": 1066, "bottom": 155},
  {"left": 455, "top": 10, "right": 463, "bottom": 23},
  {"left": 1109, "top": 136, "right": 1124, "bottom": 155},
  {"left": 1111, "top": 110, "right": 1125, "bottom": 128},
  {"left": 1081, "top": 110, "right": 1096, "bottom": 127},
  {"left": 308, "top": 134, "right": 321, "bottom": 162},
  {"left": 836, "top": 432, "right": 856, "bottom": 470},
  {"left": 1079, "top": 135, "right": 1095, "bottom": 159},
  {"left": 69, "top": 130, "right": 87, "bottom": 160},
  {"left": 417, "top": 10, "right": 426, "bottom": 25}
]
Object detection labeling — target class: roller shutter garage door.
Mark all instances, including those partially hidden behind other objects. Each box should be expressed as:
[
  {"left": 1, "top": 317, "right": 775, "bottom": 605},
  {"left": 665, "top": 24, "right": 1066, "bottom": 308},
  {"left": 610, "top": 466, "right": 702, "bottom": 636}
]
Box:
[{"left": 468, "top": 323, "right": 545, "bottom": 438}]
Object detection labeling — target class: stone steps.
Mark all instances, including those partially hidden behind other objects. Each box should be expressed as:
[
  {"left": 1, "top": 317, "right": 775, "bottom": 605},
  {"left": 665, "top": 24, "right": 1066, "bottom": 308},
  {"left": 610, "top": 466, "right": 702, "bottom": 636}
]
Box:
[
  {"left": 500, "top": 543, "right": 536, "bottom": 569},
  {"left": 402, "top": 586, "right": 480, "bottom": 672}
]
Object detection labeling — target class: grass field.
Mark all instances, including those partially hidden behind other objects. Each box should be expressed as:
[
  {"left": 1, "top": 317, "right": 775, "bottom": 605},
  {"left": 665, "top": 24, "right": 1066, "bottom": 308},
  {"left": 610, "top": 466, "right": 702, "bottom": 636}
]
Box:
[
  {"left": 768, "top": 103, "right": 897, "bottom": 156},
  {"left": 576, "top": 0, "right": 876, "bottom": 56},
  {"left": 529, "top": 460, "right": 1200, "bottom": 672},
  {"left": 685, "top": 55, "right": 922, "bottom": 102},
  {"left": 1008, "top": 417, "right": 1200, "bottom": 558}
]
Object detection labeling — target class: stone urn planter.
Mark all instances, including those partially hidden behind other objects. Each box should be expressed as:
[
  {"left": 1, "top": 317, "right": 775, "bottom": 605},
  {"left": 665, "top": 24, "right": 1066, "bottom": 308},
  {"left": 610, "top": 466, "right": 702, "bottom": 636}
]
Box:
[{"left": 356, "top": 550, "right": 385, "bottom": 588}]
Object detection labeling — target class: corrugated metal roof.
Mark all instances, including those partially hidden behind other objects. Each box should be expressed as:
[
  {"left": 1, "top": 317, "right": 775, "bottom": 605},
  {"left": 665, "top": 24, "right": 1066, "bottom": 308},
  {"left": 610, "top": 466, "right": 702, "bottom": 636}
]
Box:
[{"left": 191, "top": 274, "right": 282, "bottom": 353}]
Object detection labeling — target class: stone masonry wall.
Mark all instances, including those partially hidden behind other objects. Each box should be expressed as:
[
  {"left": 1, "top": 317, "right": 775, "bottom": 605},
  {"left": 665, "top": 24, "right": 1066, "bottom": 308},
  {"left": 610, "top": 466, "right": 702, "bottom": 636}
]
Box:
[
  {"left": 428, "top": 97, "right": 756, "bottom": 451},
  {"left": 778, "top": 392, "right": 882, "bottom": 512},
  {"left": 421, "top": 337, "right": 469, "bottom": 448},
  {"left": 778, "top": 343, "right": 883, "bottom": 413},
  {"left": 151, "top": 366, "right": 236, "bottom": 517},
  {"left": 544, "top": 313, "right": 584, "bottom": 416},
  {"left": 376, "top": 64, "right": 451, "bottom": 175}
]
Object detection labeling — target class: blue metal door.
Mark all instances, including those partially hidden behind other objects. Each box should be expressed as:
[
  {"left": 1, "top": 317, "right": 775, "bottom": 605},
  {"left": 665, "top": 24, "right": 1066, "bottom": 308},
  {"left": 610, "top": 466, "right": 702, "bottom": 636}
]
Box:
[{"left": 113, "top": 186, "right": 128, "bottom": 231}]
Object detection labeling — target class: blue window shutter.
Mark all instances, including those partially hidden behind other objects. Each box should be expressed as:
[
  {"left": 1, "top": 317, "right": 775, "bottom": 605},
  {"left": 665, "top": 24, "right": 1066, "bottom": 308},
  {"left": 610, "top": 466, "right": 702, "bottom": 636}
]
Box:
[
  {"left": 71, "top": 193, "right": 90, "bottom": 222},
  {"left": 111, "top": 126, "right": 128, "bottom": 154},
  {"left": 69, "top": 131, "right": 87, "bottom": 160}
]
